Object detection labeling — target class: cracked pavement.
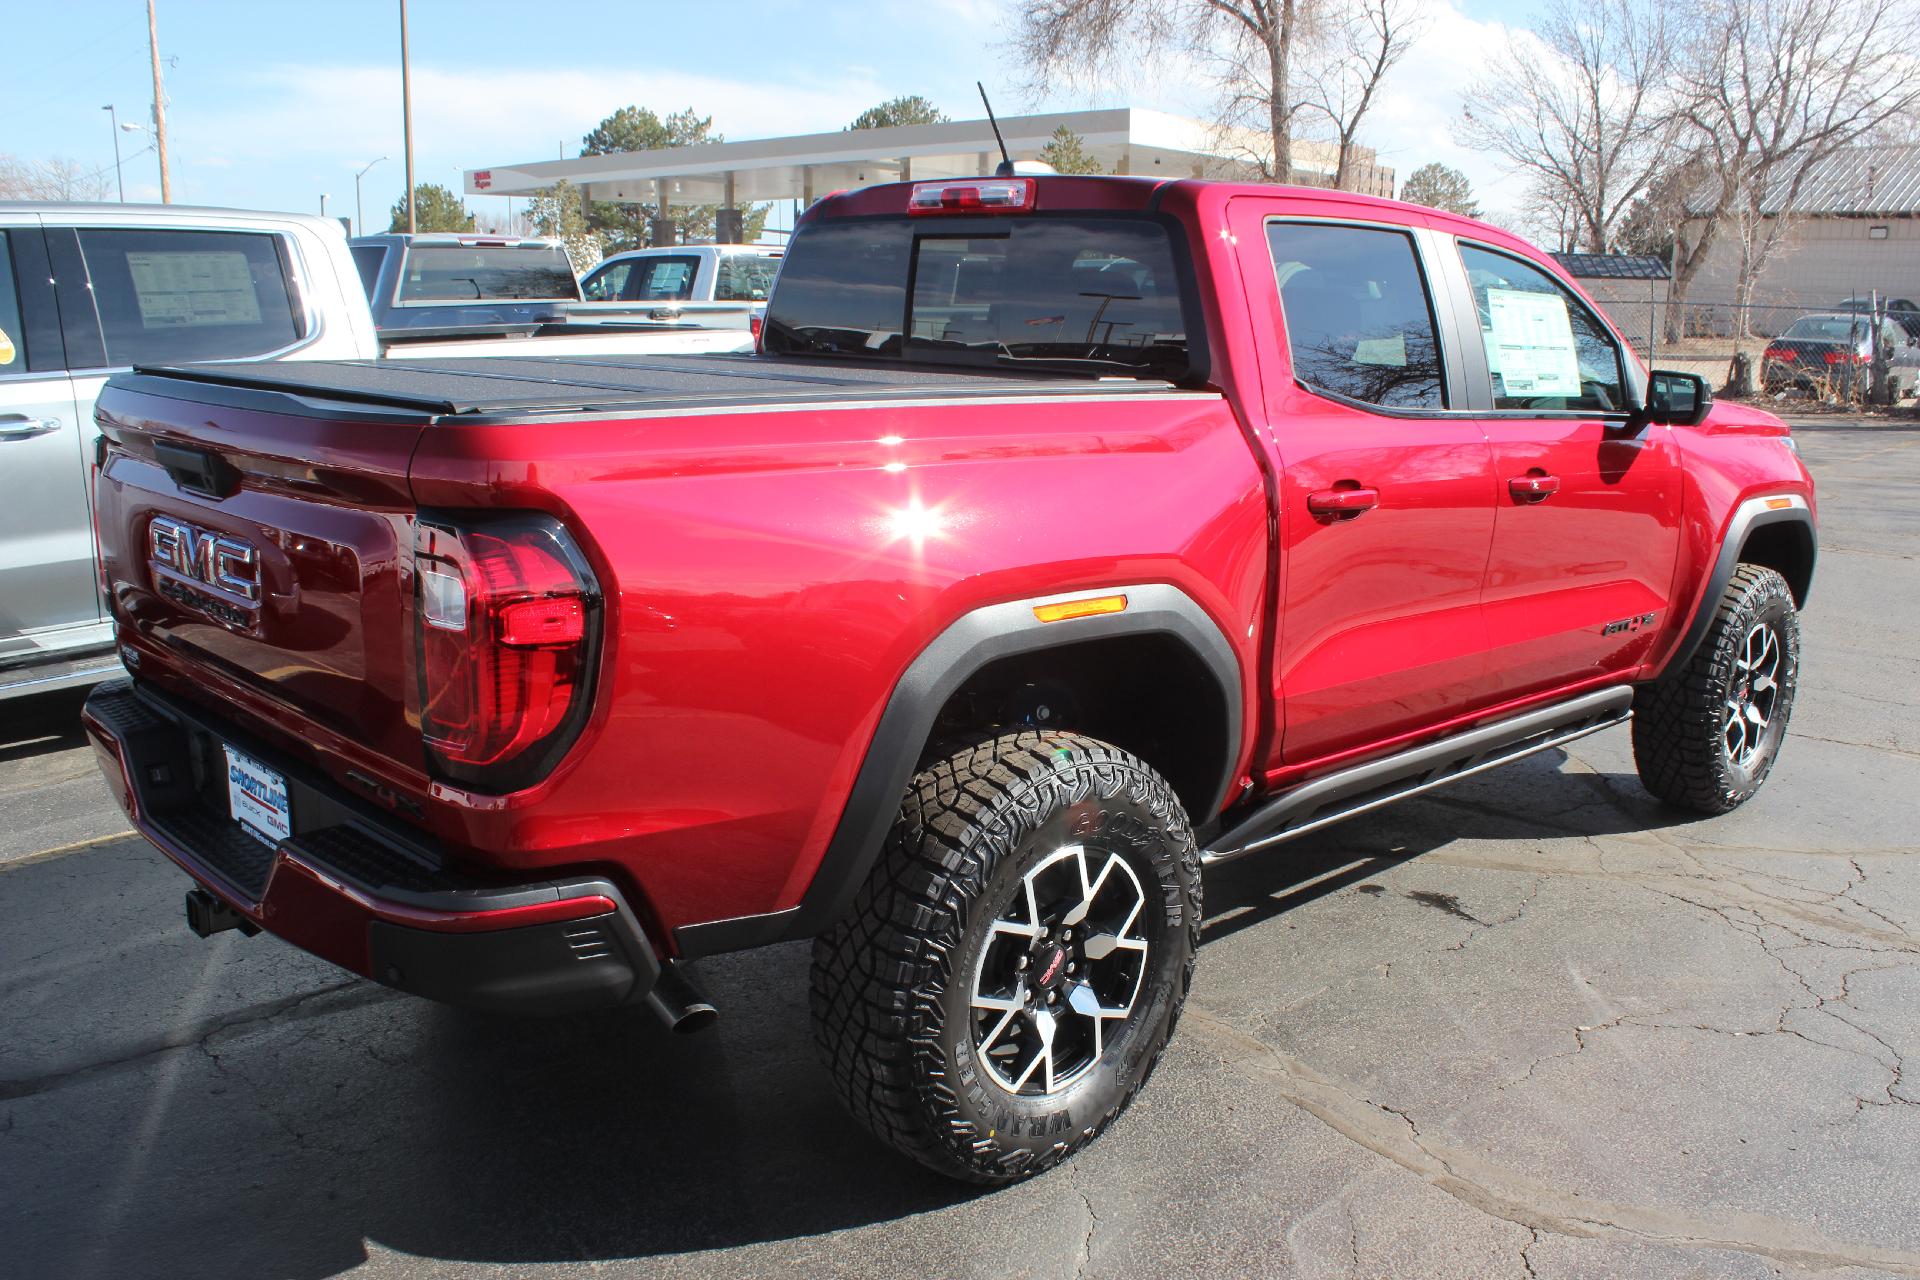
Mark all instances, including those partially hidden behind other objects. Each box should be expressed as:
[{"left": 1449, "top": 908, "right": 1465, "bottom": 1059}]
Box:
[{"left": 4, "top": 416, "right": 1919, "bottom": 1278}]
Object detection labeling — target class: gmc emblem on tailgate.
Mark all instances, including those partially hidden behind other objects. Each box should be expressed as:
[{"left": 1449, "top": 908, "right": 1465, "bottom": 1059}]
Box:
[{"left": 149, "top": 516, "right": 261, "bottom": 620}]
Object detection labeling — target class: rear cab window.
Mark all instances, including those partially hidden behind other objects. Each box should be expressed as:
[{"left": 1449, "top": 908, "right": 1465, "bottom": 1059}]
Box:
[
  {"left": 76, "top": 228, "right": 304, "bottom": 366},
  {"left": 765, "top": 216, "right": 1192, "bottom": 379},
  {"left": 396, "top": 245, "right": 578, "bottom": 304},
  {"left": 1265, "top": 222, "right": 1446, "bottom": 410}
]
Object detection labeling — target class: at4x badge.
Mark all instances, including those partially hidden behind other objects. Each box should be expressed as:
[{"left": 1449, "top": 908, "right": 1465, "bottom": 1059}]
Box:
[{"left": 1602, "top": 611, "right": 1658, "bottom": 636}]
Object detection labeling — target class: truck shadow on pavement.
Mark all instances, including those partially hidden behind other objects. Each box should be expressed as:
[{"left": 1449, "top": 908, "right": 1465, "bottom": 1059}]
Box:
[
  {"left": 11, "top": 746, "right": 1686, "bottom": 1279},
  {"left": 0, "top": 688, "right": 89, "bottom": 765}
]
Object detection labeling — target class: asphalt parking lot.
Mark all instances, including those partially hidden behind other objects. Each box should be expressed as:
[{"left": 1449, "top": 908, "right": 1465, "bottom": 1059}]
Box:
[{"left": 3, "top": 414, "right": 1917, "bottom": 1280}]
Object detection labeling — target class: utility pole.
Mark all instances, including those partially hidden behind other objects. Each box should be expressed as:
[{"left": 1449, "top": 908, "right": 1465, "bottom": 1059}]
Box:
[
  {"left": 399, "top": 0, "right": 416, "bottom": 233},
  {"left": 355, "top": 156, "right": 386, "bottom": 237},
  {"left": 103, "top": 106, "right": 125, "bottom": 202},
  {"left": 146, "top": 0, "right": 171, "bottom": 203}
]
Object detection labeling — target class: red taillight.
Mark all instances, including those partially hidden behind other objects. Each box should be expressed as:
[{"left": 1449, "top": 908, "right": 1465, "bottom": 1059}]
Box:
[
  {"left": 1764, "top": 347, "right": 1795, "bottom": 362},
  {"left": 1823, "top": 349, "right": 1867, "bottom": 364},
  {"left": 750, "top": 313, "right": 764, "bottom": 346},
  {"left": 414, "top": 515, "right": 600, "bottom": 787},
  {"left": 907, "top": 178, "right": 1036, "bottom": 215}
]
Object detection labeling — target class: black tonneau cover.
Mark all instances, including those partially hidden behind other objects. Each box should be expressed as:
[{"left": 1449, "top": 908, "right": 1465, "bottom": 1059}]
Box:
[{"left": 117, "top": 354, "right": 1181, "bottom": 422}]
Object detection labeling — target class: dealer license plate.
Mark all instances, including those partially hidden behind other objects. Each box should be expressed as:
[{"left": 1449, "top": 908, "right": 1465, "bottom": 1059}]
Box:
[{"left": 224, "top": 744, "right": 291, "bottom": 845}]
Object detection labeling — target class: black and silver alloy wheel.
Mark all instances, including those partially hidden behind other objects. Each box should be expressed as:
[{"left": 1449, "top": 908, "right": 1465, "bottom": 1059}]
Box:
[
  {"left": 1634, "top": 563, "right": 1801, "bottom": 814},
  {"left": 1723, "top": 619, "right": 1783, "bottom": 772},
  {"left": 812, "top": 731, "right": 1201, "bottom": 1184},
  {"left": 970, "top": 843, "right": 1151, "bottom": 1097}
]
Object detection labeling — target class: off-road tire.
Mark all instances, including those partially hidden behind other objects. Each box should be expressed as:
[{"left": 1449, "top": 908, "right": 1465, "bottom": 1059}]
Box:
[
  {"left": 809, "top": 731, "right": 1202, "bottom": 1184},
  {"left": 1633, "top": 564, "right": 1800, "bottom": 814}
]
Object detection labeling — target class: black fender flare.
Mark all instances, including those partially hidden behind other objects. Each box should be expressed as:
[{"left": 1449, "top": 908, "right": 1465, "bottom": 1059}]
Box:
[
  {"left": 1666, "top": 493, "right": 1815, "bottom": 674},
  {"left": 673, "top": 583, "right": 1243, "bottom": 957}
]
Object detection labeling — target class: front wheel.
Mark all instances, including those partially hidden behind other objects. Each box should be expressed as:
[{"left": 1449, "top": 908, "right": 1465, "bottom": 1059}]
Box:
[
  {"left": 809, "top": 731, "right": 1201, "bottom": 1184},
  {"left": 1633, "top": 564, "right": 1801, "bottom": 813}
]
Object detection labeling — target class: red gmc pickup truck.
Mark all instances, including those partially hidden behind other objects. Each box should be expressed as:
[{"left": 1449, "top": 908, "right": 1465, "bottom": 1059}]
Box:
[{"left": 82, "top": 174, "right": 1815, "bottom": 1184}]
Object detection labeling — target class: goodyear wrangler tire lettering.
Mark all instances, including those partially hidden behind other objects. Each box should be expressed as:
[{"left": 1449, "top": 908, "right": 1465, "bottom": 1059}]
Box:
[{"left": 808, "top": 730, "right": 1202, "bottom": 1184}]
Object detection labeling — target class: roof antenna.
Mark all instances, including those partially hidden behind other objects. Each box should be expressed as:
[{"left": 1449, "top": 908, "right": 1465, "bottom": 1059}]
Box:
[{"left": 978, "top": 81, "right": 1014, "bottom": 176}]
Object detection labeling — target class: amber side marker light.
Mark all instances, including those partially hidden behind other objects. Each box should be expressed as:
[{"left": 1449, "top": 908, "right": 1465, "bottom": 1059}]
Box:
[
  {"left": 1033, "top": 594, "right": 1129, "bottom": 624},
  {"left": 1765, "top": 497, "right": 1795, "bottom": 510}
]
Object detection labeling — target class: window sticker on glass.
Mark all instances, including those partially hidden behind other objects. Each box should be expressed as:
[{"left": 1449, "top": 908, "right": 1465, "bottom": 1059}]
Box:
[
  {"left": 1484, "top": 287, "right": 1581, "bottom": 397},
  {"left": 0, "top": 328, "right": 14, "bottom": 365},
  {"left": 127, "top": 251, "right": 263, "bottom": 328}
]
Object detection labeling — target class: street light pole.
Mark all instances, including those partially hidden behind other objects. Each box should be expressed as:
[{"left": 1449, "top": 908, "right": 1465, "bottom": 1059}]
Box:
[
  {"left": 399, "top": 0, "right": 416, "bottom": 233},
  {"left": 103, "top": 106, "right": 125, "bottom": 202},
  {"left": 355, "top": 157, "right": 386, "bottom": 237}
]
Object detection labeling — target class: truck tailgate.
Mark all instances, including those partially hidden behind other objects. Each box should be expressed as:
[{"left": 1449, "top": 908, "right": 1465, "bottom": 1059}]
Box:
[{"left": 93, "top": 380, "right": 429, "bottom": 770}]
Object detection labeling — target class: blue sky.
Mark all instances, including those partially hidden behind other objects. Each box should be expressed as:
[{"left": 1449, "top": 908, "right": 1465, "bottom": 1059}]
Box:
[{"left": 12, "top": 0, "right": 1545, "bottom": 234}]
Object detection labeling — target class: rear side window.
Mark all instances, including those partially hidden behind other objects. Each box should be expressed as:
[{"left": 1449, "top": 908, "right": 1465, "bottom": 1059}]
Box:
[
  {"left": 629, "top": 256, "right": 699, "bottom": 301},
  {"left": 766, "top": 216, "right": 1191, "bottom": 379},
  {"left": 1266, "top": 222, "right": 1445, "bottom": 410},
  {"left": 0, "top": 234, "right": 26, "bottom": 372},
  {"left": 1458, "top": 243, "right": 1624, "bottom": 412},
  {"left": 350, "top": 245, "right": 386, "bottom": 299},
  {"left": 77, "top": 228, "right": 303, "bottom": 367},
  {"left": 396, "top": 245, "right": 577, "bottom": 303},
  {"left": 713, "top": 253, "right": 780, "bottom": 301}
]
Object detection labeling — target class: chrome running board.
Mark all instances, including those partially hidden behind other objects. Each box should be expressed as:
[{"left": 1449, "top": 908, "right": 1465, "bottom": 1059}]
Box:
[{"left": 1202, "top": 685, "right": 1634, "bottom": 865}]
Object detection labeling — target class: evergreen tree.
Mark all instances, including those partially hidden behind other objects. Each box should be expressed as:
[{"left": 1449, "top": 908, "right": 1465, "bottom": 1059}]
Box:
[
  {"left": 1037, "top": 126, "right": 1104, "bottom": 174},
  {"left": 1398, "top": 163, "right": 1480, "bottom": 218},
  {"left": 389, "top": 182, "right": 474, "bottom": 233},
  {"left": 847, "top": 96, "right": 948, "bottom": 130}
]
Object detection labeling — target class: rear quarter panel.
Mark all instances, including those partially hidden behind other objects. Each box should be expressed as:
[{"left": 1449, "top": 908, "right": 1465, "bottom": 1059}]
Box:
[{"left": 407, "top": 392, "right": 1268, "bottom": 935}]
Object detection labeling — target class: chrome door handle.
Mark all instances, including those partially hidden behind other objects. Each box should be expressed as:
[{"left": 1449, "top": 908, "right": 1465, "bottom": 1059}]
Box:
[{"left": 0, "top": 415, "right": 60, "bottom": 439}]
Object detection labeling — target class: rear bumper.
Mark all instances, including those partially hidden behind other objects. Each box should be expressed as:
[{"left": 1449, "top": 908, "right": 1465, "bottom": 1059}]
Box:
[{"left": 82, "top": 679, "right": 661, "bottom": 1015}]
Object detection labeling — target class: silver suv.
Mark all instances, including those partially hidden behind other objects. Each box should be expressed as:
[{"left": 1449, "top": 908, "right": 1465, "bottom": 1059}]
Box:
[{"left": 0, "top": 203, "right": 376, "bottom": 700}]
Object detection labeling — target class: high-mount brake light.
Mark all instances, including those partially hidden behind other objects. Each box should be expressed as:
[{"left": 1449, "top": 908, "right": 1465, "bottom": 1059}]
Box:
[
  {"left": 413, "top": 515, "right": 602, "bottom": 788},
  {"left": 907, "top": 178, "right": 1036, "bottom": 215}
]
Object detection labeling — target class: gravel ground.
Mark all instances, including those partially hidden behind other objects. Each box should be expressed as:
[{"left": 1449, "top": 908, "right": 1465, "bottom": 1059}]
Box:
[{"left": 2, "top": 415, "right": 1916, "bottom": 1279}]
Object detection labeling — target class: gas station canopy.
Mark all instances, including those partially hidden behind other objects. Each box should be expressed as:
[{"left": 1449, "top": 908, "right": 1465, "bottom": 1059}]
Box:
[{"left": 464, "top": 107, "right": 1294, "bottom": 209}]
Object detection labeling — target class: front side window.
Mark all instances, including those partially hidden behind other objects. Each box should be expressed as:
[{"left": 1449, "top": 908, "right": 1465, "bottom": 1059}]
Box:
[
  {"left": 1266, "top": 222, "right": 1444, "bottom": 410},
  {"left": 581, "top": 260, "right": 632, "bottom": 301},
  {"left": 765, "top": 216, "right": 1190, "bottom": 379},
  {"left": 0, "top": 234, "right": 26, "bottom": 372},
  {"left": 1458, "top": 243, "right": 1624, "bottom": 412},
  {"left": 713, "top": 253, "right": 780, "bottom": 301},
  {"left": 77, "top": 228, "right": 303, "bottom": 366}
]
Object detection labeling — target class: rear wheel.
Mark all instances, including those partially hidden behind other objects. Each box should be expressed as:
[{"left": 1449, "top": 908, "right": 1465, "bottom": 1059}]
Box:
[
  {"left": 1633, "top": 564, "right": 1800, "bottom": 813},
  {"left": 809, "top": 731, "right": 1201, "bottom": 1184}
]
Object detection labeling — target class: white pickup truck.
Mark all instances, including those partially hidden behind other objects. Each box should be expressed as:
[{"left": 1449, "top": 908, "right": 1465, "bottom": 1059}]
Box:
[
  {"left": 573, "top": 243, "right": 783, "bottom": 330},
  {"left": 0, "top": 204, "right": 740, "bottom": 700}
]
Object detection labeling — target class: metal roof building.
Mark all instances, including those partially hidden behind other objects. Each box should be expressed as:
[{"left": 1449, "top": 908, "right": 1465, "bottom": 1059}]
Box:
[{"left": 1550, "top": 253, "right": 1671, "bottom": 280}]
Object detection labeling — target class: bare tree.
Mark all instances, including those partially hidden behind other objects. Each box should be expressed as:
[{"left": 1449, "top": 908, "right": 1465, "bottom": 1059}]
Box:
[
  {"left": 1297, "top": 0, "right": 1422, "bottom": 190},
  {"left": 0, "top": 155, "right": 114, "bottom": 202},
  {"left": 1012, "top": 0, "right": 1313, "bottom": 182},
  {"left": 1456, "top": 0, "right": 1675, "bottom": 254},
  {"left": 1666, "top": 0, "right": 1920, "bottom": 341}
]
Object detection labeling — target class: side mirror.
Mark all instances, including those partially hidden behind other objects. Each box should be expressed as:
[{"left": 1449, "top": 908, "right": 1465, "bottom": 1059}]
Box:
[{"left": 1644, "top": 369, "right": 1713, "bottom": 427}]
